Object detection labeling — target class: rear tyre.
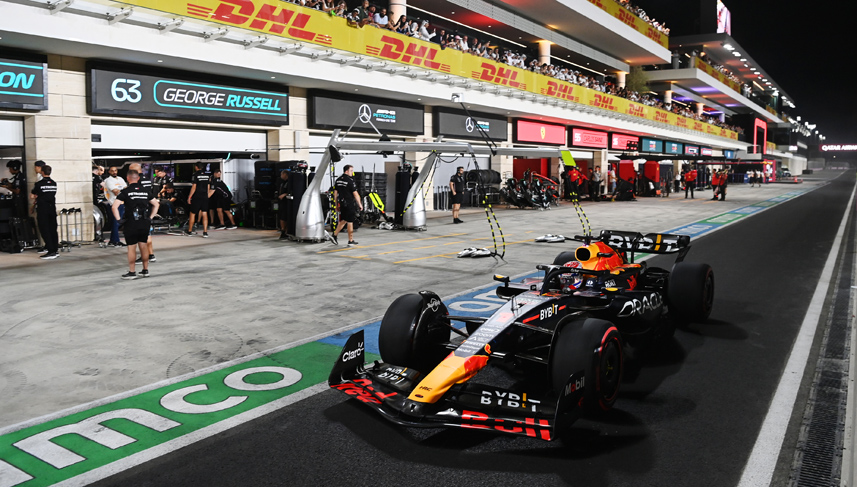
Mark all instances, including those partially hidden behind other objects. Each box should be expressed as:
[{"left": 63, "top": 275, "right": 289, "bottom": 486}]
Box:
[
  {"left": 378, "top": 293, "right": 450, "bottom": 373},
  {"left": 550, "top": 317, "right": 623, "bottom": 414},
  {"left": 668, "top": 262, "right": 715, "bottom": 324}
]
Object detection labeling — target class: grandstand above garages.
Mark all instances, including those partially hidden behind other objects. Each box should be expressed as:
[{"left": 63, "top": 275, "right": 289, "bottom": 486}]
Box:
[
  {"left": 407, "top": 0, "right": 671, "bottom": 69},
  {"left": 645, "top": 33, "right": 793, "bottom": 124}
]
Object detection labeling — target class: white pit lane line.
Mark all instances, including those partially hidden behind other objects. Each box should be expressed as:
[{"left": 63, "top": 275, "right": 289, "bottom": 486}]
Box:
[{"left": 738, "top": 182, "right": 856, "bottom": 487}]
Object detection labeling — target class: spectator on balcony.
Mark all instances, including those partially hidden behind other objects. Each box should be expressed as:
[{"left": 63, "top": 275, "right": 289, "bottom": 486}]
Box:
[
  {"left": 393, "top": 15, "right": 409, "bottom": 34},
  {"left": 418, "top": 20, "right": 436, "bottom": 41},
  {"left": 332, "top": 0, "right": 346, "bottom": 16},
  {"left": 374, "top": 7, "right": 388, "bottom": 28}
]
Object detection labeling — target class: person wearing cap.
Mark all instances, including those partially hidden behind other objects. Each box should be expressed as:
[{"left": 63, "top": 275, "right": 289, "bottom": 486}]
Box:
[
  {"left": 31, "top": 164, "right": 59, "bottom": 260},
  {"left": 449, "top": 166, "right": 465, "bottom": 224},
  {"left": 1, "top": 160, "right": 25, "bottom": 217}
]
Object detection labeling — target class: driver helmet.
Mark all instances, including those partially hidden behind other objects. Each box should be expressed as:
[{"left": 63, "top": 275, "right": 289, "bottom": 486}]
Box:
[{"left": 561, "top": 260, "right": 584, "bottom": 290}]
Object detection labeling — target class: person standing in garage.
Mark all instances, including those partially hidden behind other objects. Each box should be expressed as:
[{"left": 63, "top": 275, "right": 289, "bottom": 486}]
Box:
[
  {"left": 277, "top": 169, "right": 290, "bottom": 239},
  {"left": 186, "top": 162, "right": 211, "bottom": 238},
  {"left": 128, "top": 163, "right": 157, "bottom": 262},
  {"left": 113, "top": 169, "right": 159, "bottom": 279},
  {"left": 331, "top": 165, "right": 363, "bottom": 246},
  {"left": 450, "top": 166, "right": 465, "bottom": 223},
  {"left": 103, "top": 165, "right": 127, "bottom": 246},
  {"left": 30, "top": 165, "right": 59, "bottom": 260}
]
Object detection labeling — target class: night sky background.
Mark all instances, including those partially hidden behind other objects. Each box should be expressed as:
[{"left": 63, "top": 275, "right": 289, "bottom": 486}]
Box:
[{"left": 641, "top": 0, "right": 857, "bottom": 143}]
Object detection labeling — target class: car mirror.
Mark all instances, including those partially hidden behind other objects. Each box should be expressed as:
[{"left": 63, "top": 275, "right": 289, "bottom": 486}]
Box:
[{"left": 493, "top": 274, "right": 510, "bottom": 287}]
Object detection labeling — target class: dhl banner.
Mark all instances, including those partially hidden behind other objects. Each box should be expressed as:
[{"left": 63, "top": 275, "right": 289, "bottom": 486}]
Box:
[
  {"left": 113, "top": 0, "right": 736, "bottom": 141},
  {"left": 692, "top": 57, "right": 740, "bottom": 94},
  {"left": 585, "top": 0, "right": 669, "bottom": 49}
]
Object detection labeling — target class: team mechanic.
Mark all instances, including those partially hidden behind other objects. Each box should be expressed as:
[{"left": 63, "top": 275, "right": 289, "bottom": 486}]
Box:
[
  {"left": 450, "top": 166, "right": 464, "bottom": 224},
  {"left": 331, "top": 165, "right": 363, "bottom": 246},
  {"left": 30, "top": 164, "right": 59, "bottom": 260},
  {"left": 113, "top": 169, "right": 159, "bottom": 280},
  {"left": 186, "top": 162, "right": 211, "bottom": 238},
  {"left": 128, "top": 163, "right": 157, "bottom": 263}
]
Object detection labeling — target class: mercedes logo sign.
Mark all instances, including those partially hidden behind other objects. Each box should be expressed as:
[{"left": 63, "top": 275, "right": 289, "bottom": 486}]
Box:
[
  {"left": 465, "top": 117, "right": 475, "bottom": 133},
  {"left": 358, "top": 104, "right": 372, "bottom": 124}
]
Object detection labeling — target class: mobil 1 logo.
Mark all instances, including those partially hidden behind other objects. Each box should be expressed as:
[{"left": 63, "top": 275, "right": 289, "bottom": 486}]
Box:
[{"left": 89, "top": 67, "right": 289, "bottom": 125}]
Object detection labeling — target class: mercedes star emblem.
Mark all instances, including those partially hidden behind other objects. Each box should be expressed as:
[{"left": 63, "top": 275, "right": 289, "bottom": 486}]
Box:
[
  {"left": 465, "top": 117, "right": 475, "bottom": 133},
  {"left": 358, "top": 104, "right": 372, "bottom": 124}
]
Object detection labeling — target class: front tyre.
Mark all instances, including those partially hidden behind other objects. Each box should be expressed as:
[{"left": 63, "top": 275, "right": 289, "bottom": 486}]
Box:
[
  {"left": 668, "top": 262, "right": 714, "bottom": 324},
  {"left": 378, "top": 293, "right": 450, "bottom": 373},
  {"left": 550, "top": 317, "right": 623, "bottom": 414}
]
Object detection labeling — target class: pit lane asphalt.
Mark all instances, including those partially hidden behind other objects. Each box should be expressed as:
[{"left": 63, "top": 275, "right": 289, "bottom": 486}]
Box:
[{"left": 80, "top": 172, "right": 857, "bottom": 487}]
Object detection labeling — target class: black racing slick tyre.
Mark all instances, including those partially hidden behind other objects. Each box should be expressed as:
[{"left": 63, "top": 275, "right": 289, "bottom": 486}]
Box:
[
  {"left": 550, "top": 317, "right": 623, "bottom": 414},
  {"left": 378, "top": 293, "right": 450, "bottom": 373},
  {"left": 668, "top": 262, "right": 715, "bottom": 324},
  {"left": 552, "top": 251, "right": 576, "bottom": 266}
]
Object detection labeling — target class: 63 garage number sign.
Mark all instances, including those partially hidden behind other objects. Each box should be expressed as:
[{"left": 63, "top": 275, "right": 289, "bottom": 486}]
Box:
[{"left": 88, "top": 66, "right": 289, "bottom": 125}]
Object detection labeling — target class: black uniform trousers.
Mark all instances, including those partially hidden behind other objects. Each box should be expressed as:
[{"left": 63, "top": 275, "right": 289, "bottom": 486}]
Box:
[{"left": 37, "top": 208, "right": 59, "bottom": 253}]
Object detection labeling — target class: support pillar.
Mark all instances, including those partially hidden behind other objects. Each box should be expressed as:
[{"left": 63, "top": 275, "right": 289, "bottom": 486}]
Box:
[
  {"left": 616, "top": 71, "right": 626, "bottom": 89},
  {"left": 389, "top": 0, "right": 406, "bottom": 24},
  {"left": 695, "top": 102, "right": 704, "bottom": 117},
  {"left": 663, "top": 90, "right": 672, "bottom": 106},
  {"left": 537, "top": 41, "right": 551, "bottom": 66}
]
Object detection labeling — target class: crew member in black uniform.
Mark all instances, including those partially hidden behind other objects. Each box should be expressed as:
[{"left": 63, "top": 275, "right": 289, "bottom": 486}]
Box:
[
  {"left": 113, "top": 169, "right": 159, "bottom": 280},
  {"left": 449, "top": 166, "right": 465, "bottom": 224},
  {"left": 129, "top": 163, "right": 157, "bottom": 263},
  {"left": 210, "top": 169, "right": 238, "bottom": 230},
  {"left": 92, "top": 165, "right": 105, "bottom": 204},
  {"left": 186, "top": 162, "right": 211, "bottom": 237},
  {"left": 31, "top": 165, "right": 59, "bottom": 260},
  {"left": 277, "top": 170, "right": 290, "bottom": 239},
  {"left": 331, "top": 164, "right": 363, "bottom": 246},
  {"left": 1, "top": 159, "right": 26, "bottom": 218},
  {"left": 153, "top": 167, "right": 173, "bottom": 198}
]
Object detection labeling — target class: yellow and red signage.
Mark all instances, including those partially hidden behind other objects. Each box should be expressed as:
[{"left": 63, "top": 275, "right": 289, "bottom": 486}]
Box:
[
  {"left": 692, "top": 57, "right": 741, "bottom": 94},
  {"left": 585, "top": 0, "right": 669, "bottom": 48},
  {"left": 113, "top": 0, "right": 736, "bottom": 141}
]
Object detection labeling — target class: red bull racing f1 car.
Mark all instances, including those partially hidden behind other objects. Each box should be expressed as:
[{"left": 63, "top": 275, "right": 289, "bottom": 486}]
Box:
[{"left": 329, "top": 230, "right": 714, "bottom": 441}]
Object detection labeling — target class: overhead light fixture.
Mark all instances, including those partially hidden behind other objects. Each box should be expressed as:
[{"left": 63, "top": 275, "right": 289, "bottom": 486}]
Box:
[
  {"left": 723, "top": 43, "right": 734, "bottom": 50},
  {"left": 750, "top": 68, "right": 756, "bottom": 71}
]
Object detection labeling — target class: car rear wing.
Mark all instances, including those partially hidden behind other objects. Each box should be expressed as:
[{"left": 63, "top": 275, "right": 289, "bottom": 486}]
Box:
[{"left": 599, "top": 230, "right": 691, "bottom": 263}]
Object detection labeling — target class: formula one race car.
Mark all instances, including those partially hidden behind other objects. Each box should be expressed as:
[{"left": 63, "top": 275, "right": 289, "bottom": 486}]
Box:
[{"left": 329, "top": 230, "right": 714, "bottom": 441}]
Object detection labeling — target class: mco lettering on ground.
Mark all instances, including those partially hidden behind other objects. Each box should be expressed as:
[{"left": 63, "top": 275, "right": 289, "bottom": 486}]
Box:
[{"left": 0, "top": 342, "right": 376, "bottom": 487}]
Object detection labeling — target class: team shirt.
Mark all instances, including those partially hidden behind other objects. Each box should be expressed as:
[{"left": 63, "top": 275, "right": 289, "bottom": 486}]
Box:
[
  {"left": 191, "top": 170, "right": 211, "bottom": 200},
  {"left": 117, "top": 182, "right": 154, "bottom": 231},
  {"left": 450, "top": 173, "right": 464, "bottom": 194},
  {"left": 212, "top": 179, "right": 232, "bottom": 201},
  {"left": 335, "top": 174, "right": 357, "bottom": 205},
  {"left": 31, "top": 177, "right": 58, "bottom": 212}
]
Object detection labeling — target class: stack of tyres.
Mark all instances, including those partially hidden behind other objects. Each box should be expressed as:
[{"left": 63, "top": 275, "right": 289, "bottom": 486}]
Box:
[{"left": 254, "top": 161, "right": 277, "bottom": 200}]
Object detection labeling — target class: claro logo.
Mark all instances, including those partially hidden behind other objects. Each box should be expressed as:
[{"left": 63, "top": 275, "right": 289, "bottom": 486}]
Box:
[
  {"left": 189, "top": 0, "right": 320, "bottom": 41},
  {"left": 342, "top": 341, "right": 364, "bottom": 361}
]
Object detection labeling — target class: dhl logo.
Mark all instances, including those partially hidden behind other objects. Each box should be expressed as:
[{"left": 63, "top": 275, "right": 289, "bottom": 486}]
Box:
[
  {"left": 543, "top": 81, "right": 579, "bottom": 102},
  {"left": 627, "top": 105, "right": 646, "bottom": 118},
  {"left": 474, "top": 62, "right": 524, "bottom": 89},
  {"left": 707, "top": 125, "right": 717, "bottom": 134},
  {"left": 654, "top": 111, "right": 669, "bottom": 123},
  {"left": 645, "top": 27, "right": 662, "bottom": 43},
  {"left": 616, "top": 10, "right": 638, "bottom": 28},
  {"left": 187, "top": 0, "right": 324, "bottom": 42},
  {"left": 367, "top": 36, "right": 450, "bottom": 71},
  {"left": 676, "top": 118, "right": 688, "bottom": 128},
  {"left": 693, "top": 122, "right": 704, "bottom": 131},
  {"left": 587, "top": 0, "right": 606, "bottom": 8},
  {"left": 589, "top": 93, "right": 616, "bottom": 111}
]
